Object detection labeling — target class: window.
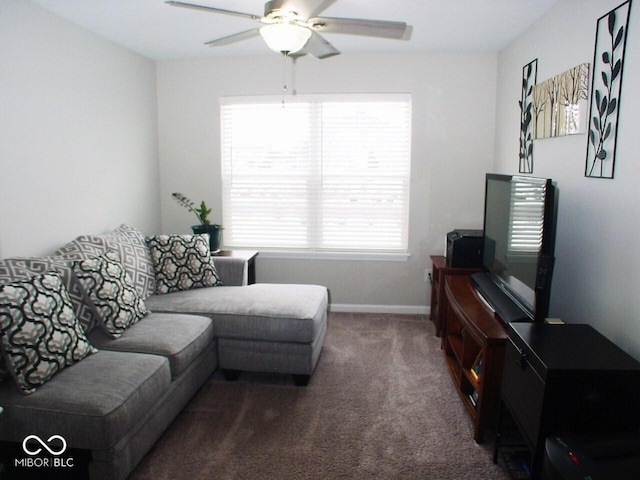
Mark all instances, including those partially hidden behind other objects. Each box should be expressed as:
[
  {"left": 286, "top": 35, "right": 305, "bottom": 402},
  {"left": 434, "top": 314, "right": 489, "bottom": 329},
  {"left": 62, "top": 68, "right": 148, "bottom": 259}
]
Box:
[{"left": 220, "top": 94, "right": 412, "bottom": 253}]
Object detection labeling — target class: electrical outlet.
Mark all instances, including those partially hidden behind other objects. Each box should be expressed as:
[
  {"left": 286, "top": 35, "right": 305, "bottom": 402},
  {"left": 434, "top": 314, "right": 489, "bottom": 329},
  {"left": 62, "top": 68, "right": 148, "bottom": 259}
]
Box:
[{"left": 424, "top": 269, "right": 431, "bottom": 283}]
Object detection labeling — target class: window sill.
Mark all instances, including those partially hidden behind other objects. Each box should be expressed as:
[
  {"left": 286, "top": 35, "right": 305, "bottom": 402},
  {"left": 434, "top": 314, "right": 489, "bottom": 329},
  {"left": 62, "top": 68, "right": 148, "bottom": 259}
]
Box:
[{"left": 255, "top": 250, "right": 411, "bottom": 262}]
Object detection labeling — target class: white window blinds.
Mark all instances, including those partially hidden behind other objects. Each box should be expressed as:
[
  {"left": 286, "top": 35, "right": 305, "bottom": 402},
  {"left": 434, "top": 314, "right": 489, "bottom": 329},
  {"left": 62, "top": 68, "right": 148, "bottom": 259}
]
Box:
[
  {"left": 220, "top": 94, "right": 412, "bottom": 253},
  {"left": 507, "top": 180, "right": 546, "bottom": 253}
]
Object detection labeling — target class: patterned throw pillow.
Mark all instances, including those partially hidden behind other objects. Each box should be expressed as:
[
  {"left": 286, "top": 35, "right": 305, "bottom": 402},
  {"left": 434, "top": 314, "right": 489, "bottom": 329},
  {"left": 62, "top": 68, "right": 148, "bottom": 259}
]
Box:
[
  {"left": 0, "top": 257, "right": 97, "bottom": 333},
  {"left": 0, "top": 272, "right": 97, "bottom": 395},
  {"left": 147, "top": 235, "right": 222, "bottom": 294},
  {"left": 55, "top": 235, "right": 109, "bottom": 260},
  {"left": 0, "top": 258, "right": 99, "bottom": 384},
  {"left": 56, "top": 225, "right": 157, "bottom": 299},
  {"left": 72, "top": 250, "right": 150, "bottom": 338},
  {"left": 100, "top": 225, "right": 157, "bottom": 299}
]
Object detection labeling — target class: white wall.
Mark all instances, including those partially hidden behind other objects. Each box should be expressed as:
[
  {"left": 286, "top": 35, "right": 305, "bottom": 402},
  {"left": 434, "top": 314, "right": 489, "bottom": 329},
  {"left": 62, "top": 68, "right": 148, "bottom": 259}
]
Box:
[
  {"left": 0, "top": 0, "right": 161, "bottom": 257},
  {"left": 157, "top": 53, "right": 497, "bottom": 312},
  {"left": 495, "top": 0, "right": 640, "bottom": 358}
]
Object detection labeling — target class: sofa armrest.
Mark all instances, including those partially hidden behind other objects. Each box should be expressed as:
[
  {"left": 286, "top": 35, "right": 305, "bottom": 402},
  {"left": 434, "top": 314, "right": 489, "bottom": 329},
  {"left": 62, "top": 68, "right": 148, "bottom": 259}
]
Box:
[{"left": 212, "top": 256, "right": 247, "bottom": 286}]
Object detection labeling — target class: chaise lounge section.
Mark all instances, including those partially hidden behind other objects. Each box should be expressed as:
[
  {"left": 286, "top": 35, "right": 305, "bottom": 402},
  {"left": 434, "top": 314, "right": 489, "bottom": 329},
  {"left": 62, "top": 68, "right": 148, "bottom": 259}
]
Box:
[
  {"left": 0, "top": 224, "right": 328, "bottom": 479},
  {"left": 146, "top": 282, "right": 328, "bottom": 386}
]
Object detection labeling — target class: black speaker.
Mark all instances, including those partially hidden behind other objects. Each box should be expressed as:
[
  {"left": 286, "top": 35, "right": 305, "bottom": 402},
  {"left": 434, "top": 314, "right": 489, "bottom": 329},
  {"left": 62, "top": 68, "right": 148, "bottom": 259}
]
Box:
[{"left": 446, "top": 230, "right": 483, "bottom": 268}]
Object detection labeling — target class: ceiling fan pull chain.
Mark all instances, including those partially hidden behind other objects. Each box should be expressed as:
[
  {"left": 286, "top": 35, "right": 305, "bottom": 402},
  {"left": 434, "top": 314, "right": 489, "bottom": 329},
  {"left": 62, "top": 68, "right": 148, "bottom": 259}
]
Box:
[{"left": 282, "top": 51, "right": 288, "bottom": 107}]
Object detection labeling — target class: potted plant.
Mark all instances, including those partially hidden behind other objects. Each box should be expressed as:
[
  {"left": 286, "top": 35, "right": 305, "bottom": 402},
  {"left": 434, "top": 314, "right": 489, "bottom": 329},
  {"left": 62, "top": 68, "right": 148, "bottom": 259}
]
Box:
[{"left": 171, "top": 192, "right": 223, "bottom": 252}]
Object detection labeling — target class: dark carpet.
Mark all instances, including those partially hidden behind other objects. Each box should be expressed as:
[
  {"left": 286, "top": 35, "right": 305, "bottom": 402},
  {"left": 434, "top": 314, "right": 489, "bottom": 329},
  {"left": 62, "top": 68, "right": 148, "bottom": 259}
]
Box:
[{"left": 130, "top": 312, "right": 511, "bottom": 480}]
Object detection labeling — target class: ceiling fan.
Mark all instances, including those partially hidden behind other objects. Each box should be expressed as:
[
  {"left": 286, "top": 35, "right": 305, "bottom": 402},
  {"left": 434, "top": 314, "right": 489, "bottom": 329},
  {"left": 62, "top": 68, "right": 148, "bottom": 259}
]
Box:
[{"left": 166, "top": 0, "right": 409, "bottom": 59}]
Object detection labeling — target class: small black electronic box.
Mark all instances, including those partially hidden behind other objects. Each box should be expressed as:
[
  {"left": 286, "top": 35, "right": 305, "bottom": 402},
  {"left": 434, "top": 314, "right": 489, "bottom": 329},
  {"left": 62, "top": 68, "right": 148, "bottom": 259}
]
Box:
[{"left": 446, "top": 229, "right": 483, "bottom": 268}]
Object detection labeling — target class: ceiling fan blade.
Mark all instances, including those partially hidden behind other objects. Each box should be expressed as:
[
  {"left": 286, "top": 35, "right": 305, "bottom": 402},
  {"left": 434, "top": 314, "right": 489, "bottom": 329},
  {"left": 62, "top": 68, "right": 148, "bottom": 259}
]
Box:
[
  {"left": 204, "top": 29, "right": 261, "bottom": 47},
  {"left": 295, "top": 30, "right": 340, "bottom": 59},
  {"left": 267, "top": 0, "right": 337, "bottom": 18},
  {"left": 166, "top": 1, "right": 261, "bottom": 22},
  {"left": 308, "top": 16, "right": 408, "bottom": 39}
]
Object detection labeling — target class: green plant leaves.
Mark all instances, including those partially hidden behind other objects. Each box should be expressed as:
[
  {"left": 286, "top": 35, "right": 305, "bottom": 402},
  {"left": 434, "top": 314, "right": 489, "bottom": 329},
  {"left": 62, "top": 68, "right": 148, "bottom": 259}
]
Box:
[{"left": 172, "top": 192, "right": 212, "bottom": 225}]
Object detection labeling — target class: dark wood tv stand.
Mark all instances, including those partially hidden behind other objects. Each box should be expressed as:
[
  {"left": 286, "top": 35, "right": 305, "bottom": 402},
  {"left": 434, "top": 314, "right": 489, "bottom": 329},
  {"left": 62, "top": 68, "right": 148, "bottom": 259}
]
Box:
[
  {"left": 442, "top": 274, "right": 507, "bottom": 443},
  {"left": 429, "top": 255, "right": 481, "bottom": 337}
]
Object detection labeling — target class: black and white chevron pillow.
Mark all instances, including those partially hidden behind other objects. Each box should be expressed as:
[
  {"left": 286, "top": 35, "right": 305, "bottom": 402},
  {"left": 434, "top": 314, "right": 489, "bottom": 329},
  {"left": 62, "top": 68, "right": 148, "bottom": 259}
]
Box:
[
  {"left": 0, "top": 272, "right": 97, "bottom": 395},
  {"left": 73, "top": 250, "right": 150, "bottom": 338},
  {"left": 147, "top": 235, "right": 221, "bottom": 294}
]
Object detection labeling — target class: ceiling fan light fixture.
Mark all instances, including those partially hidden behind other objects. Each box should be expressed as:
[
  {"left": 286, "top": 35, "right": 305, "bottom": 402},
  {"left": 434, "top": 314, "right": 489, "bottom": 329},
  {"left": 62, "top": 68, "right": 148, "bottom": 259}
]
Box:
[{"left": 259, "top": 23, "right": 311, "bottom": 54}]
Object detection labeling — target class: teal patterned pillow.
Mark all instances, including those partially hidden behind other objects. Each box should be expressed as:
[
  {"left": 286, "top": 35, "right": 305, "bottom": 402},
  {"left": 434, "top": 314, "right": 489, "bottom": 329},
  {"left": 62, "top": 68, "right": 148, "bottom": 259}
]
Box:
[
  {"left": 0, "top": 272, "right": 97, "bottom": 395},
  {"left": 73, "top": 250, "right": 150, "bottom": 338},
  {"left": 147, "top": 235, "right": 222, "bottom": 294}
]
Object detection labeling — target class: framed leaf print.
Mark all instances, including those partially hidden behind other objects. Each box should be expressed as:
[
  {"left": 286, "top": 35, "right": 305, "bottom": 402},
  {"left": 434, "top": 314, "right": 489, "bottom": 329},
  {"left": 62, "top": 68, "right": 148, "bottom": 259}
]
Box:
[
  {"left": 586, "top": 0, "right": 633, "bottom": 179},
  {"left": 519, "top": 59, "right": 537, "bottom": 173}
]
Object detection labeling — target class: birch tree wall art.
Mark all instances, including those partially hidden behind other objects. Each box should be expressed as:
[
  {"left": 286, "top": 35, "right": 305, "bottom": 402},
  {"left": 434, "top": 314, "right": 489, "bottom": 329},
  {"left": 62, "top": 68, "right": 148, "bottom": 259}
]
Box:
[
  {"left": 532, "top": 63, "right": 590, "bottom": 140},
  {"left": 586, "top": 0, "right": 633, "bottom": 179}
]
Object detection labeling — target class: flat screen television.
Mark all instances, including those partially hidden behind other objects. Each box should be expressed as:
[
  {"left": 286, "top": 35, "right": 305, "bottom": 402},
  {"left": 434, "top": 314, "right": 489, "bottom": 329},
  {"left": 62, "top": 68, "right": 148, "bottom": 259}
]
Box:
[{"left": 471, "top": 173, "right": 558, "bottom": 323}]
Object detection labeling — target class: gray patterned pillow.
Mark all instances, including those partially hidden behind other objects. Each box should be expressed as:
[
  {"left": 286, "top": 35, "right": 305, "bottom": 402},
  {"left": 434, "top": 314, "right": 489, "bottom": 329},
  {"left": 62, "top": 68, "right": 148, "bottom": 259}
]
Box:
[
  {"left": 0, "top": 258, "right": 99, "bottom": 384},
  {"left": 0, "top": 257, "right": 97, "bottom": 333},
  {"left": 100, "top": 225, "right": 157, "bottom": 299},
  {"left": 56, "top": 225, "right": 157, "bottom": 300},
  {"left": 72, "top": 250, "right": 150, "bottom": 338},
  {"left": 55, "top": 235, "right": 109, "bottom": 260},
  {"left": 0, "top": 259, "right": 71, "bottom": 383},
  {"left": 147, "top": 235, "right": 222, "bottom": 294},
  {"left": 0, "top": 272, "right": 97, "bottom": 395}
]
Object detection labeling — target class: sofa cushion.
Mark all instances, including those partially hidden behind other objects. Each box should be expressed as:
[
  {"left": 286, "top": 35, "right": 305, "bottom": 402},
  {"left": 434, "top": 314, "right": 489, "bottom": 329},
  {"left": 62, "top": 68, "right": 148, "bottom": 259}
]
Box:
[
  {"left": 145, "top": 284, "right": 328, "bottom": 344},
  {"left": 56, "top": 224, "right": 156, "bottom": 299},
  {"left": 73, "top": 250, "right": 150, "bottom": 338},
  {"left": 0, "top": 350, "right": 170, "bottom": 450},
  {"left": 218, "top": 316, "right": 327, "bottom": 375},
  {"left": 87, "top": 313, "right": 214, "bottom": 379},
  {"left": 0, "top": 272, "right": 97, "bottom": 394},
  {"left": 147, "top": 235, "right": 221, "bottom": 294}
]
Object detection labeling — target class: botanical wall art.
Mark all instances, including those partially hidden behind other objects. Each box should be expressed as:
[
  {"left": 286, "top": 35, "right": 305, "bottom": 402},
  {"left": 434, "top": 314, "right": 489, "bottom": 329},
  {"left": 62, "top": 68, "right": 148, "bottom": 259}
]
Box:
[
  {"left": 585, "top": 0, "right": 633, "bottom": 179},
  {"left": 533, "top": 63, "right": 590, "bottom": 140},
  {"left": 519, "top": 59, "right": 537, "bottom": 173}
]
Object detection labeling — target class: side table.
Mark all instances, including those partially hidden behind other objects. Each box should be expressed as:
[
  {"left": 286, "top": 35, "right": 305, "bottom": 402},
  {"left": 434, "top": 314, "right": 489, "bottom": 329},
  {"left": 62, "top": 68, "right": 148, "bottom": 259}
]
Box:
[
  {"left": 494, "top": 322, "right": 640, "bottom": 479},
  {"left": 213, "top": 250, "right": 258, "bottom": 284}
]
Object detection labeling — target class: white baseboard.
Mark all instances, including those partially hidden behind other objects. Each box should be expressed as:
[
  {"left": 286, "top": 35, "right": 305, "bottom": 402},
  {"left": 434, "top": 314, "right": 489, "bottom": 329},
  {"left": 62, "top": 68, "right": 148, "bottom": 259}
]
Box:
[{"left": 329, "top": 303, "right": 430, "bottom": 315}]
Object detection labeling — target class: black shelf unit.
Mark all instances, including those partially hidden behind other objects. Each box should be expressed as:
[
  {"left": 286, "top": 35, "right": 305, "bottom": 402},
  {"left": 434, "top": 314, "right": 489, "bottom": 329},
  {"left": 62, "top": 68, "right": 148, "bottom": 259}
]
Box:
[{"left": 494, "top": 322, "right": 640, "bottom": 479}]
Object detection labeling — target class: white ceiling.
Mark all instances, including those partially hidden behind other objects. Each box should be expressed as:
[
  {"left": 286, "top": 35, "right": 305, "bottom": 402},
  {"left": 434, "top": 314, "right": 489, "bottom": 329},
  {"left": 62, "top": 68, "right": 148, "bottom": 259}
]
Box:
[{"left": 30, "top": 0, "right": 558, "bottom": 60}]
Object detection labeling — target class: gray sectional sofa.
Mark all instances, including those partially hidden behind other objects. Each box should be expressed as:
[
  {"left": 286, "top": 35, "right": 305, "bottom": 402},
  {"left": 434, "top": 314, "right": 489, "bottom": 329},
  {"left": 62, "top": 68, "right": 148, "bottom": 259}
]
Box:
[{"left": 0, "top": 225, "right": 328, "bottom": 479}]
